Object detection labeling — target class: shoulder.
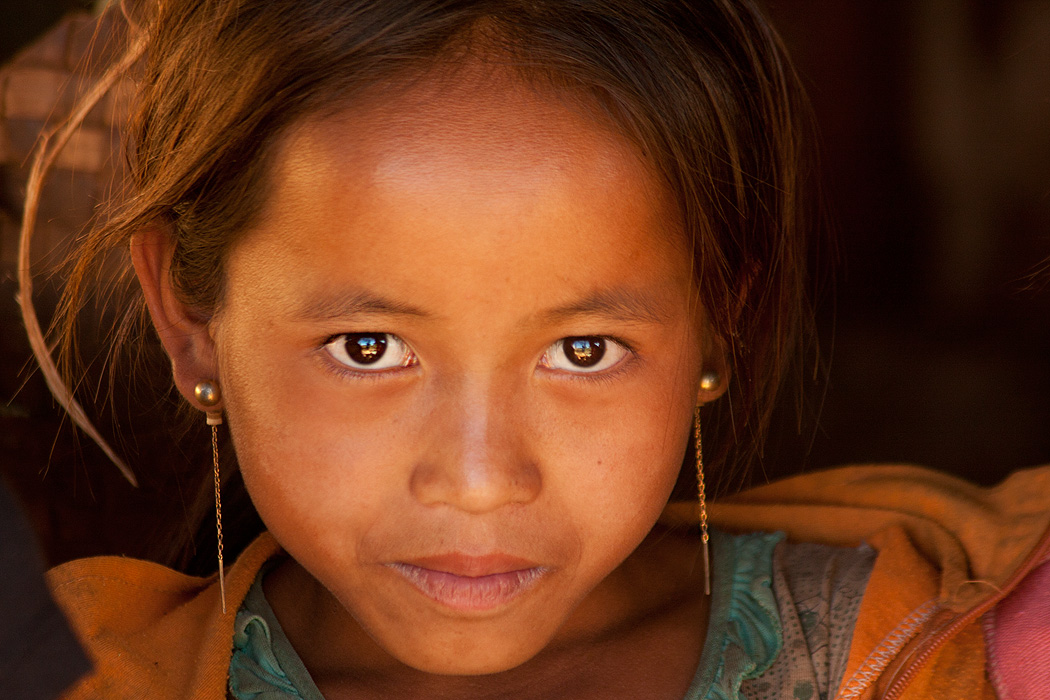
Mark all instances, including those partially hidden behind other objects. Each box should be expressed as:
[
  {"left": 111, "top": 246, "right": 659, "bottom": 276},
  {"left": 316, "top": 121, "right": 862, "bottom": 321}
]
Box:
[
  {"left": 48, "top": 533, "right": 282, "bottom": 700},
  {"left": 48, "top": 555, "right": 215, "bottom": 630}
]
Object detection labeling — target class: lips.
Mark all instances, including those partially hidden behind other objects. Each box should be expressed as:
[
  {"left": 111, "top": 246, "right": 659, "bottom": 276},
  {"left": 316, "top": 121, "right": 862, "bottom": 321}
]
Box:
[{"left": 387, "top": 554, "right": 547, "bottom": 612}]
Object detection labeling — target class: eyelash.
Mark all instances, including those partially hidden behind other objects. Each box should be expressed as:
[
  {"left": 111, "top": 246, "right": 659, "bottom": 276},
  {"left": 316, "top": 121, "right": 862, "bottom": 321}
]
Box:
[
  {"left": 538, "top": 336, "right": 637, "bottom": 384},
  {"left": 318, "top": 333, "right": 418, "bottom": 381},
  {"left": 317, "top": 334, "right": 637, "bottom": 382},
  {"left": 320, "top": 359, "right": 404, "bottom": 383}
]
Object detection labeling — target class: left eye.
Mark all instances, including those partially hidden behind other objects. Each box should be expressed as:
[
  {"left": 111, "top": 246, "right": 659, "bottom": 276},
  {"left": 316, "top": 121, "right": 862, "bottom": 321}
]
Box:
[
  {"left": 540, "top": 336, "right": 628, "bottom": 374},
  {"left": 323, "top": 333, "right": 415, "bottom": 371}
]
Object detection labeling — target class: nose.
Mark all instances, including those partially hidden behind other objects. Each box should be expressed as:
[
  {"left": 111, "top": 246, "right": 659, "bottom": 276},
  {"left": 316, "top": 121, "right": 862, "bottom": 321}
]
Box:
[{"left": 410, "top": 384, "right": 541, "bottom": 513}]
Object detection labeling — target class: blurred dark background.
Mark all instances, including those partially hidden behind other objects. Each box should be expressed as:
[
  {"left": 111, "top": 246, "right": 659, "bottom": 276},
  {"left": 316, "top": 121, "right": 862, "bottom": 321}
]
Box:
[
  {"left": 764, "top": 0, "right": 1050, "bottom": 484},
  {"left": 2, "top": 0, "right": 1049, "bottom": 567}
]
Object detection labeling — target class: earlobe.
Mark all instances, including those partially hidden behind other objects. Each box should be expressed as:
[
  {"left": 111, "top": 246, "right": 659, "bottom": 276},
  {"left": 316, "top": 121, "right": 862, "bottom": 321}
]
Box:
[{"left": 130, "top": 229, "right": 223, "bottom": 412}]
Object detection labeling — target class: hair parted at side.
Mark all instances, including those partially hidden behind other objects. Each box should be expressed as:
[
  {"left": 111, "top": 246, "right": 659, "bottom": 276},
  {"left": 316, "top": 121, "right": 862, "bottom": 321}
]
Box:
[{"left": 33, "top": 0, "right": 820, "bottom": 555}]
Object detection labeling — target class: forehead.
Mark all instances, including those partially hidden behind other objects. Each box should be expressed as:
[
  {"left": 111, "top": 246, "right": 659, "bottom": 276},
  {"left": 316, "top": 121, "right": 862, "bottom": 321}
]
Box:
[
  {"left": 227, "top": 64, "right": 691, "bottom": 319},
  {"left": 271, "top": 63, "right": 674, "bottom": 222}
]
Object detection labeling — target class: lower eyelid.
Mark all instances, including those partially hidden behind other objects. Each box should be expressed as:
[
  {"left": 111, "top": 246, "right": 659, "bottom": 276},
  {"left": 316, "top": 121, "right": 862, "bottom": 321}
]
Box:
[
  {"left": 319, "top": 351, "right": 418, "bottom": 380},
  {"left": 540, "top": 357, "right": 634, "bottom": 384}
]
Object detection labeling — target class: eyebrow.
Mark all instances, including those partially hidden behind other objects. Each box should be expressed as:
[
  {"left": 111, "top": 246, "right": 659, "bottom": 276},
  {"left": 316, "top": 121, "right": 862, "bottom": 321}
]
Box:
[
  {"left": 295, "top": 288, "right": 429, "bottom": 321},
  {"left": 293, "top": 286, "right": 670, "bottom": 325},
  {"left": 541, "top": 288, "right": 671, "bottom": 325}
]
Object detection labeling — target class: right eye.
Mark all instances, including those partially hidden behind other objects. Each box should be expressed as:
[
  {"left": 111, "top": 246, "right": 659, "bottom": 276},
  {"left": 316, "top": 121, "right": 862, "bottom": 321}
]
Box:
[
  {"left": 539, "top": 336, "right": 629, "bottom": 374},
  {"left": 323, "top": 333, "right": 416, "bottom": 371}
]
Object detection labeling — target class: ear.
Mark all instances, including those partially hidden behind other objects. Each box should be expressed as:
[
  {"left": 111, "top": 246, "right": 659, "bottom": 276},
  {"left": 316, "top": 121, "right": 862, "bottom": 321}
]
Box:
[
  {"left": 130, "top": 229, "right": 223, "bottom": 413},
  {"left": 696, "top": 264, "right": 755, "bottom": 405}
]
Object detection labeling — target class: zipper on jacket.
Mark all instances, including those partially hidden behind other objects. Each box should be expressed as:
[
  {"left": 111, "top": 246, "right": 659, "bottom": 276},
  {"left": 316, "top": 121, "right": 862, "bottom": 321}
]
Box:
[
  {"left": 879, "top": 521, "right": 1050, "bottom": 699},
  {"left": 834, "top": 602, "right": 939, "bottom": 700}
]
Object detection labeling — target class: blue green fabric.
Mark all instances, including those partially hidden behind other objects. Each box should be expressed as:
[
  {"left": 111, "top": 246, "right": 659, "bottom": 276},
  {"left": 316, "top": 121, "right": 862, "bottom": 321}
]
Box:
[
  {"left": 228, "top": 531, "right": 786, "bottom": 700},
  {"left": 681, "top": 531, "right": 784, "bottom": 699},
  {"left": 228, "top": 563, "right": 323, "bottom": 700},
  {"left": 228, "top": 613, "right": 305, "bottom": 700}
]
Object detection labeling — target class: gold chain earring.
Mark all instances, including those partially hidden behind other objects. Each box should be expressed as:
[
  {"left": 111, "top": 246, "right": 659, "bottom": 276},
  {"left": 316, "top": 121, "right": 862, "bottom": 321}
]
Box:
[
  {"left": 694, "top": 403, "right": 711, "bottom": 597},
  {"left": 194, "top": 380, "right": 226, "bottom": 614},
  {"left": 695, "top": 369, "right": 720, "bottom": 596}
]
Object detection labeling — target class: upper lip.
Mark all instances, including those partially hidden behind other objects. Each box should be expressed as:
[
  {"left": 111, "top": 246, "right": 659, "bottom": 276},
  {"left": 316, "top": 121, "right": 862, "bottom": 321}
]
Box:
[{"left": 396, "top": 552, "right": 543, "bottom": 577}]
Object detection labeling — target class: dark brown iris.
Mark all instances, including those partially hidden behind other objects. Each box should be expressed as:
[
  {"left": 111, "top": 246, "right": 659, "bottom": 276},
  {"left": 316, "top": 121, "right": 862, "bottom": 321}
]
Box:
[
  {"left": 345, "top": 333, "right": 387, "bottom": 364},
  {"left": 564, "top": 337, "right": 606, "bottom": 367}
]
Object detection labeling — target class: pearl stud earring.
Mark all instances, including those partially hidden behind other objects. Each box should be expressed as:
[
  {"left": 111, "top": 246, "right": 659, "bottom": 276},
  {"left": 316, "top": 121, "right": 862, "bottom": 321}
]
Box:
[
  {"left": 194, "top": 380, "right": 223, "bottom": 426},
  {"left": 699, "top": 370, "right": 721, "bottom": 392}
]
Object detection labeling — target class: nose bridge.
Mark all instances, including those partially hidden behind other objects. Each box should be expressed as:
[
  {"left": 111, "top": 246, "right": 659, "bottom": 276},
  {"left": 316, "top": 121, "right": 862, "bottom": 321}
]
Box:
[
  {"left": 459, "top": 385, "right": 496, "bottom": 467},
  {"left": 411, "top": 375, "right": 540, "bottom": 512}
]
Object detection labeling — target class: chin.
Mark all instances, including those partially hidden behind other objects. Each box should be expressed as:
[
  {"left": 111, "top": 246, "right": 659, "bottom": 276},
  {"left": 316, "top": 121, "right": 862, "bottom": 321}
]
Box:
[{"left": 385, "top": 626, "right": 551, "bottom": 677}]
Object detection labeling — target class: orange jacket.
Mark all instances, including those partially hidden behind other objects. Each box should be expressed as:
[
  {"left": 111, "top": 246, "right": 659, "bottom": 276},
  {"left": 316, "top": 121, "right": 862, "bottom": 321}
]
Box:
[{"left": 50, "top": 464, "right": 1050, "bottom": 699}]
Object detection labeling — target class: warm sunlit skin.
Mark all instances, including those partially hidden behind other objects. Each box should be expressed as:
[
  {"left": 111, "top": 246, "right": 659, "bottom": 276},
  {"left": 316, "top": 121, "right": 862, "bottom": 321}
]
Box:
[{"left": 135, "top": 62, "right": 728, "bottom": 699}]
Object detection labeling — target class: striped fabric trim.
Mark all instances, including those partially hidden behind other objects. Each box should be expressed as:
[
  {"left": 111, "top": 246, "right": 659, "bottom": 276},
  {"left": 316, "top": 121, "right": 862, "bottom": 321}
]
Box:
[{"left": 835, "top": 600, "right": 938, "bottom": 700}]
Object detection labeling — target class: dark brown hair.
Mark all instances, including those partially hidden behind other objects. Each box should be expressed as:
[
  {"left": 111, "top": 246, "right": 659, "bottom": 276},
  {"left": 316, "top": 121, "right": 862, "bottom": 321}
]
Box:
[{"left": 31, "top": 0, "right": 821, "bottom": 567}]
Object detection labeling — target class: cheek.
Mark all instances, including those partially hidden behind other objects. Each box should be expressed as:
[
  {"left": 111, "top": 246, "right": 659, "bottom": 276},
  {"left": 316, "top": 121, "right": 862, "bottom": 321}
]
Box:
[
  {"left": 215, "top": 331, "right": 415, "bottom": 556},
  {"left": 543, "top": 373, "right": 695, "bottom": 559}
]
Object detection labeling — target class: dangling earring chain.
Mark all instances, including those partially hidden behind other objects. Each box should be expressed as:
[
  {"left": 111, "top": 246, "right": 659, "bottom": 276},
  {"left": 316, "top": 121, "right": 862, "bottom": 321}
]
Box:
[
  {"left": 694, "top": 405, "right": 711, "bottom": 596},
  {"left": 195, "top": 380, "right": 226, "bottom": 614},
  {"left": 210, "top": 417, "right": 225, "bottom": 614}
]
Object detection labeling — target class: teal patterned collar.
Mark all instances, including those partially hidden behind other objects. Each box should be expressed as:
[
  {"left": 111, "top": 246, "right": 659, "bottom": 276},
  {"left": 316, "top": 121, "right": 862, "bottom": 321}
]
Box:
[
  {"left": 682, "top": 530, "right": 784, "bottom": 699},
  {"left": 229, "top": 530, "right": 784, "bottom": 700},
  {"left": 228, "top": 561, "right": 320, "bottom": 700}
]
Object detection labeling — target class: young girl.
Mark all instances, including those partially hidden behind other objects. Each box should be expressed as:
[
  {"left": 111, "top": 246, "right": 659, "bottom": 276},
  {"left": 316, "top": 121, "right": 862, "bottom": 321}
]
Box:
[{"left": 24, "top": 1, "right": 1050, "bottom": 699}]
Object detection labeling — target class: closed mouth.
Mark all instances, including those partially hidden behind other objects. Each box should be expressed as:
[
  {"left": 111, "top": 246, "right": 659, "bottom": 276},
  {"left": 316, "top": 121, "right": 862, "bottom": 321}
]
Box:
[{"left": 388, "top": 561, "right": 547, "bottom": 612}]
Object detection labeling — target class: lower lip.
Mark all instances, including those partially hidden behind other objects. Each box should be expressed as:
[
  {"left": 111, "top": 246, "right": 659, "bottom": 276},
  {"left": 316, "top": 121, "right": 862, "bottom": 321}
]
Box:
[{"left": 388, "top": 563, "right": 547, "bottom": 612}]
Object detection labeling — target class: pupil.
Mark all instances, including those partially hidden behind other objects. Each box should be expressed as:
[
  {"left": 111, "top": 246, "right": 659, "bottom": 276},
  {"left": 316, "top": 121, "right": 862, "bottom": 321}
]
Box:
[
  {"left": 565, "top": 337, "right": 605, "bottom": 367},
  {"left": 346, "top": 333, "right": 387, "bottom": 364}
]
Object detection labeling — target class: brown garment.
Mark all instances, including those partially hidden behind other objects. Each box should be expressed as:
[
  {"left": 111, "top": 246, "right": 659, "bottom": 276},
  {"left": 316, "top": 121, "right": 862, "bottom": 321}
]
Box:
[{"left": 49, "top": 464, "right": 1050, "bottom": 699}]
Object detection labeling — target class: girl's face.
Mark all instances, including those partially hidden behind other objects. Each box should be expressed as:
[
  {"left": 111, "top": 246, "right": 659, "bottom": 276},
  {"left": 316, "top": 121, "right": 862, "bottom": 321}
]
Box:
[{"left": 152, "top": 67, "right": 723, "bottom": 674}]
